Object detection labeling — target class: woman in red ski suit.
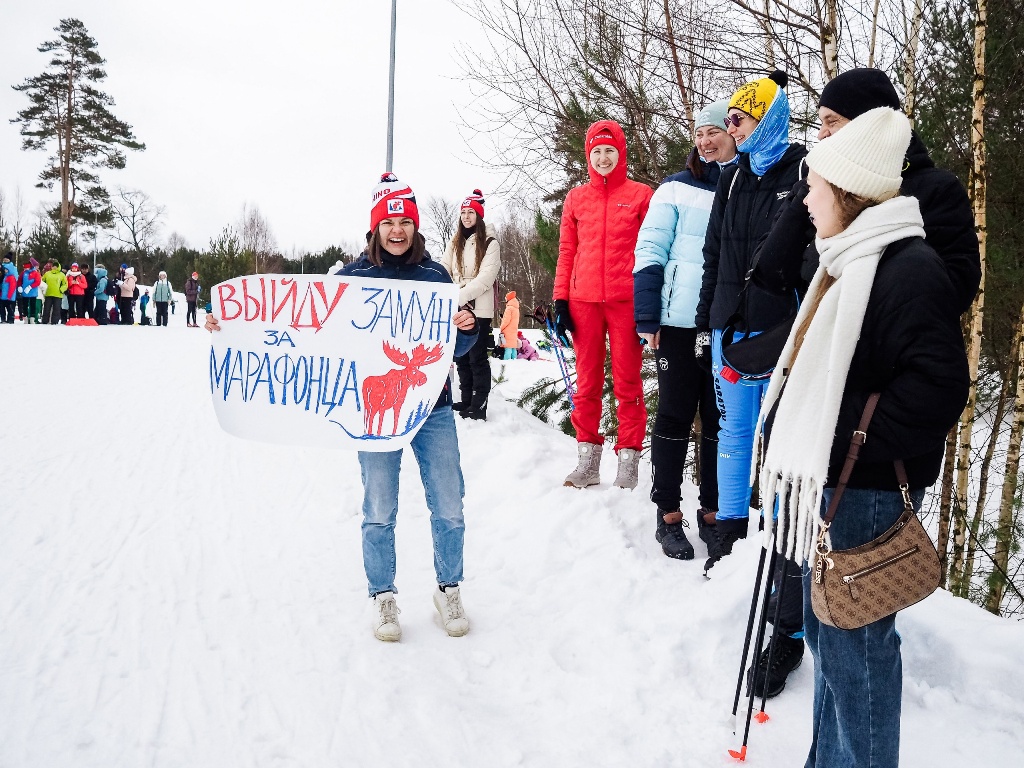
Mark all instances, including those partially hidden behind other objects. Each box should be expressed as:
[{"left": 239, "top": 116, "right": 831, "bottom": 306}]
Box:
[{"left": 553, "top": 120, "right": 653, "bottom": 489}]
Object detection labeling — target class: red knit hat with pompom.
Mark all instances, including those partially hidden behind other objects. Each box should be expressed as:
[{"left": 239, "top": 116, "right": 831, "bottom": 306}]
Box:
[
  {"left": 370, "top": 173, "right": 419, "bottom": 231},
  {"left": 461, "top": 189, "right": 485, "bottom": 220}
]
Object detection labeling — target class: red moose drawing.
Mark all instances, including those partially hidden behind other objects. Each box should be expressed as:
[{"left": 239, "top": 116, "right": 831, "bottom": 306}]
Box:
[{"left": 362, "top": 342, "right": 445, "bottom": 436}]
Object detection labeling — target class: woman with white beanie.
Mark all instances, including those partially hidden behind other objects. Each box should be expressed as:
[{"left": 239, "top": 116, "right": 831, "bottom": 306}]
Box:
[{"left": 755, "top": 108, "right": 969, "bottom": 767}]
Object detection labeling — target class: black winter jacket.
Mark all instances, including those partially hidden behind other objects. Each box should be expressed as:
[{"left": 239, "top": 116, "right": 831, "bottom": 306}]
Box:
[
  {"left": 825, "top": 237, "right": 969, "bottom": 490},
  {"left": 754, "top": 133, "right": 981, "bottom": 316},
  {"left": 696, "top": 143, "right": 808, "bottom": 331}
]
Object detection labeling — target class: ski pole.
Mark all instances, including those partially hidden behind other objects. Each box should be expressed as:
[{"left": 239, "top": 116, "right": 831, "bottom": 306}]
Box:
[
  {"left": 543, "top": 308, "right": 576, "bottom": 412},
  {"left": 731, "top": 540, "right": 769, "bottom": 723},
  {"left": 729, "top": 530, "right": 780, "bottom": 762},
  {"left": 756, "top": 516, "right": 794, "bottom": 723}
]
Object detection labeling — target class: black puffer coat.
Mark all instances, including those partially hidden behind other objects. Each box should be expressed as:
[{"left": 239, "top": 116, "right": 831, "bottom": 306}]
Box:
[
  {"left": 755, "top": 133, "right": 981, "bottom": 316},
  {"left": 827, "top": 237, "right": 969, "bottom": 490},
  {"left": 696, "top": 143, "right": 807, "bottom": 331}
]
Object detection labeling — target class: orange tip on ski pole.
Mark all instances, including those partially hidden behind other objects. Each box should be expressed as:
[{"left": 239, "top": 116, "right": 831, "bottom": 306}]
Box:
[
  {"left": 754, "top": 711, "right": 770, "bottom": 724},
  {"left": 727, "top": 745, "right": 748, "bottom": 761}
]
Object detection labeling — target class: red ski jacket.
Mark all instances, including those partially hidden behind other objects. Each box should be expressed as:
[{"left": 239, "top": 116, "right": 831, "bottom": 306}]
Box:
[{"left": 554, "top": 120, "right": 653, "bottom": 303}]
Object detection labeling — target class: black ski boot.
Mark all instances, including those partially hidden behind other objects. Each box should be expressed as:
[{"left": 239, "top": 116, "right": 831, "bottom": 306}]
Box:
[
  {"left": 703, "top": 517, "right": 747, "bottom": 575},
  {"left": 655, "top": 509, "right": 694, "bottom": 560},
  {"left": 746, "top": 633, "right": 805, "bottom": 699}
]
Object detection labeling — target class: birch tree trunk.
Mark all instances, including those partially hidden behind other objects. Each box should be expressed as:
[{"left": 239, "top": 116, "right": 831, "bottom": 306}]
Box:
[
  {"left": 950, "top": 0, "right": 989, "bottom": 587},
  {"left": 955, "top": 368, "right": 1011, "bottom": 597},
  {"left": 985, "top": 301, "right": 1023, "bottom": 615},
  {"left": 938, "top": 427, "right": 958, "bottom": 587},
  {"left": 903, "top": 0, "right": 925, "bottom": 120},
  {"left": 821, "top": 0, "right": 840, "bottom": 80}
]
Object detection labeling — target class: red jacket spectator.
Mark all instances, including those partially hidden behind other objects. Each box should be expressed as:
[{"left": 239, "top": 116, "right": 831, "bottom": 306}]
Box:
[
  {"left": 554, "top": 120, "right": 654, "bottom": 303},
  {"left": 66, "top": 265, "right": 88, "bottom": 296}
]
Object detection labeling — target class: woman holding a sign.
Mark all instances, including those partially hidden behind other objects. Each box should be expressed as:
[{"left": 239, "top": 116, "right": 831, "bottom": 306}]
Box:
[
  {"left": 207, "top": 174, "right": 479, "bottom": 644},
  {"left": 440, "top": 189, "right": 501, "bottom": 421}
]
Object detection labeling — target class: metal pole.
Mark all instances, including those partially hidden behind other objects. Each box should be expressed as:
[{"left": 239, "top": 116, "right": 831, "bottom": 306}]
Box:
[{"left": 386, "top": 0, "right": 397, "bottom": 171}]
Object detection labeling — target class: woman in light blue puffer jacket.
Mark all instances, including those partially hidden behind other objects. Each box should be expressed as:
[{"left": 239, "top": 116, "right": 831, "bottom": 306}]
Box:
[{"left": 633, "top": 99, "right": 737, "bottom": 561}]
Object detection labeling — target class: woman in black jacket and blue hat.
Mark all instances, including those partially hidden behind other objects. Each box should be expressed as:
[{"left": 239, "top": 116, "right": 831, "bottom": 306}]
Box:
[{"left": 695, "top": 71, "right": 807, "bottom": 571}]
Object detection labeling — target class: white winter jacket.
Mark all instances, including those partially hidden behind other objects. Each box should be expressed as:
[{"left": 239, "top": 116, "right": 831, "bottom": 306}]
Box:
[{"left": 440, "top": 224, "right": 501, "bottom": 319}]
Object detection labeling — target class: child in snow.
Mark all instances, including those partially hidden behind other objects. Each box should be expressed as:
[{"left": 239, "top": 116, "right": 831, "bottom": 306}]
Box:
[
  {"left": 139, "top": 289, "right": 151, "bottom": 325},
  {"left": 516, "top": 331, "right": 539, "bottom": 361},
  {"left": 499, "top": 290, "right": 520, "bottom": 361},
  {"left": 204, "top": 173, "right": 479, "bottom": 644}
]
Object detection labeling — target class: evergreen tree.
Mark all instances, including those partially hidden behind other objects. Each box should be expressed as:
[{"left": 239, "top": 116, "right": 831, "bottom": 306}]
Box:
[{"left": 11, "top": 18, "right": 145, "bottom": 245}]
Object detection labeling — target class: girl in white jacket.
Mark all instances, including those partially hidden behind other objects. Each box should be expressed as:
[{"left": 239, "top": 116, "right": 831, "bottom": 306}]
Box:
[{"left": 440, "top": 190, "right": 501, "bottom": 420}]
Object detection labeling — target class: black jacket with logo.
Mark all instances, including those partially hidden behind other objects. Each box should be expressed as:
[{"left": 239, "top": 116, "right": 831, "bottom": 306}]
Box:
[
  {"left": 696, "top": 143, "right": 808, "bottom": 331},
  {"left": 753, "top": 132, "right": 981, "bottom": 316}
]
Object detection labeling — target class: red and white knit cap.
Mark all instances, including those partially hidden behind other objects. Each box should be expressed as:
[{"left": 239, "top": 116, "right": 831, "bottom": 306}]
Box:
[
  {"left": 370, "top": 173, "right": 419, "bottom": 231},
  {"left": 461, "top": 189, "right": 485, "bottom": 220}
]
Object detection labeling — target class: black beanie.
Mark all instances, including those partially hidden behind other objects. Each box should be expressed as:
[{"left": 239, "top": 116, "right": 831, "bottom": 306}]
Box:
[{"left": 818, "top": 68, "right": 901, "bottom": 120}]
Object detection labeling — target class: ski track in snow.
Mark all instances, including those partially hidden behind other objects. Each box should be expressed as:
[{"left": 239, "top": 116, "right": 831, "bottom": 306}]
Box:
[{"left": 1, "top": 326, "right": 1022, "bottom": 767}]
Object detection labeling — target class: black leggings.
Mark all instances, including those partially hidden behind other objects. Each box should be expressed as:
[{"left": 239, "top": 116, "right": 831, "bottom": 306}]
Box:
[
  {"left": 454, "top": 318, "right": 492, "bottom": 408},
  {"left": 187, "top": 300, "right": 197, "bottom": 325},
  {"left": 649, "top": 325, "right": 720, "bottom": 512}
]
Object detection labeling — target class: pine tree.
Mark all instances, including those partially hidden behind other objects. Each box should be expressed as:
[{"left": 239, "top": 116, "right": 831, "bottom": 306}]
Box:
[{"left": 11, "top": 18, "right": 145, "bottom": 245}]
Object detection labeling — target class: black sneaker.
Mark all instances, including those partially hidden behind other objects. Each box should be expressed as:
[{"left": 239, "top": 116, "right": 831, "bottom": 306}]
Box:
[
  {"left": 655, "top": 509, "right": 694, "bottom": 560},
  {"left": 746, "top": 634, "right": 805, "bottom": 699},
  {"left": 703, "top": 518, "right": 747, "bottom": 574}
]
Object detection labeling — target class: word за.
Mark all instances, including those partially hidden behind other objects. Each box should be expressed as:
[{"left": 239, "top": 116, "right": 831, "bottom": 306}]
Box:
[
  {"left": 351, "top": 287, "right": 453, "bottom": 344},
  {"left": 210, "top": 348, "right": 361, "bottom": 416},
  {"left": 217, "top": 278, "right": 349, "bottom": 333}
]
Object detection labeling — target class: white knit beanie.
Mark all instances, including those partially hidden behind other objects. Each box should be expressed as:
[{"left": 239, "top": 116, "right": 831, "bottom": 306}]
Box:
[{"left": 805, "top": 107, "right": 911, "bottom": 201}]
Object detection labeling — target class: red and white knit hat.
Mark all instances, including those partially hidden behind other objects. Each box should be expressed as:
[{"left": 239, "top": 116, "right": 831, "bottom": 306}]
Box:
[
  {"left": 461, "top": 189, "right": 485, "bottom": 220},
  {"left": 370, "top": 173, "right": 419, "bottom": 232}
]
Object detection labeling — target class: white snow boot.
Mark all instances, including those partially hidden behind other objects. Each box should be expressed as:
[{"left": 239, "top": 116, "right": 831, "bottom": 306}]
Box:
[
  {"left": 613, "top": 448, "right": 640, "bottom": 490},
  {"left": 433, "top": 585, "right": 470, "bottom": 637},
  {"left": 564, "top": 442, "right": 603, "bottom": 488},
  {"left": 373, "top": 592, "right": 402, "bottom": 642}
]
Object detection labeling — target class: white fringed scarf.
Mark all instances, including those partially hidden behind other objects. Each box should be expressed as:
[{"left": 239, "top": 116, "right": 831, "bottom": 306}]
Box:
[{"left": 752, "top": 196, "right": 925, "bottom": 563}]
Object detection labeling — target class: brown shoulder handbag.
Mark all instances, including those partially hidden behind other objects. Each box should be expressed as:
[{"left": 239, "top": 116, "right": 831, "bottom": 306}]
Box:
[{"left": 810, "top": 393, "right": 941, "bottom": 630}]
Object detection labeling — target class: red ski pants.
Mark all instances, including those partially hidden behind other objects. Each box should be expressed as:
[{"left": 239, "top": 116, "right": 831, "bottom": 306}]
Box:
[{"left": 569, "top": 299, "right": 647, "bottom": 451}]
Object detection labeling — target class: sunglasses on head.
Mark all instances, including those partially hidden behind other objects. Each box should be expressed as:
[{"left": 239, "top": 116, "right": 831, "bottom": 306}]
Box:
[{"left": 724, "top": 113, "right": 747, "bottom": 128}]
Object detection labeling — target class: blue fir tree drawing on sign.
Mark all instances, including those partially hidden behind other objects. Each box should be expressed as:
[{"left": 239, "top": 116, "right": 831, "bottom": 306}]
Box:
[{"left": 331, "top": 397, "right": 433, "bottom": 442}]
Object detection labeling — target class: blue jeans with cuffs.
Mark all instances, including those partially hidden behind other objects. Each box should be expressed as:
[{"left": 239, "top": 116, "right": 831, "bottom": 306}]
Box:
[{"left": 357, "top": 405, "right": 466, "bottom": 597}]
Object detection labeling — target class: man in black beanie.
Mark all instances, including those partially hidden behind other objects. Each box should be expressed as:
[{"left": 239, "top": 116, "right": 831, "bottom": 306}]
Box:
[
  {"left": 753, "top": 67, "right": 980, "bottom": 315},
  {"left": 739, "top": 68, "right": 981, "bottom": 703}
]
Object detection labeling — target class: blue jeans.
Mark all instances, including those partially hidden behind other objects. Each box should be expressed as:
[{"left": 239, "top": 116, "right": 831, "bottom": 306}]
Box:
[
  {"left": 711, "top": 329, "right": 769, "bottom": 522},
  {"left": 803, "top": 486, "right": 925, "bottom": 768},
  {"left": 358, "top": 406, "right": 466, "bottom": 596}
]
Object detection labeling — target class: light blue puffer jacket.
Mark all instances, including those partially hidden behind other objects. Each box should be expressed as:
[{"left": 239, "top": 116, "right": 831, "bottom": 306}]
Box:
[{"left": 633, "top": 161, "right": 733, "bottom": 331}]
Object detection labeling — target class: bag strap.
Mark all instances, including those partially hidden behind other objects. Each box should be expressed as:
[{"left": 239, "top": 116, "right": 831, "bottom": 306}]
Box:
[{"left": 822, "top": 393, "right": 881, "bottom": 525}]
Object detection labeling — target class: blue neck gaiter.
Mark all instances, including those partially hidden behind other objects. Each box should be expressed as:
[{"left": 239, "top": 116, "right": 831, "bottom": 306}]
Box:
[{"left": 737, "top": 90, "right": 791, "bottom": 176}]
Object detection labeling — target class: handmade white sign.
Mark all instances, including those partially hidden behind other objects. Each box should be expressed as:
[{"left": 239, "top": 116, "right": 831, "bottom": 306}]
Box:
[{"left": 208, "top": 274, "right": 459, "bottom": 451}]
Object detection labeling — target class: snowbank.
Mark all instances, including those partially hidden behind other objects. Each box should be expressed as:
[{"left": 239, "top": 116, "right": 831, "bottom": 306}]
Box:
[{"left": 0, "top": 326, "right": 1021, "bottom": 767}]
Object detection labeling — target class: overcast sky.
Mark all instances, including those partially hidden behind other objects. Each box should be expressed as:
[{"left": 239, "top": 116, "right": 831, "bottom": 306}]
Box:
[{"left": 0, "top": 0, "right": 509, "bottom": 255}]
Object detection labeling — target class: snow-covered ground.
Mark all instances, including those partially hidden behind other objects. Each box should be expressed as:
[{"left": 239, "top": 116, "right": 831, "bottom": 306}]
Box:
[{"left": 2, "top": 324, "right": 1022, "bottom": 767}]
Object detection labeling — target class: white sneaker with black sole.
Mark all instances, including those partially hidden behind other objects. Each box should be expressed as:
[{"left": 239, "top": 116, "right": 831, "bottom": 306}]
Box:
[
  {"left": 373, "top": 591, "right": 402, "bottom": 642},
  {"left": 433, "top": 585, "right": 470, "bottom": 637}
]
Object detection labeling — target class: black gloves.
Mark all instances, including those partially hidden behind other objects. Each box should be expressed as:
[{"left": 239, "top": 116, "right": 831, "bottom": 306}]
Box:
[
  {"left": 694, "top": 330, "right": 712, "bottom": 373},
  {"left": 553, "top": 299, "right": 574, "bottom": 347}
]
